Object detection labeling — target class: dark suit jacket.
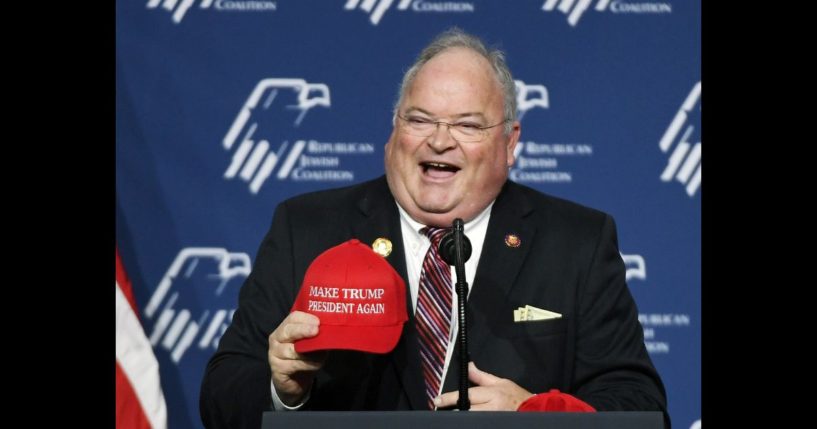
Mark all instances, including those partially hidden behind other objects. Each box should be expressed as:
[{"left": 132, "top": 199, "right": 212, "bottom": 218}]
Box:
[{"left": 200, "top": 176, "right": 668, "bottom": 428}]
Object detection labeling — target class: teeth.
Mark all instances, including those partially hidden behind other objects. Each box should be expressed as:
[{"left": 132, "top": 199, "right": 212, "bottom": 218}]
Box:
[
  {"left": 423, "top": 162, "right": 456, "bottom": 169},
  {"left": 420, "top": 161, "right": 460, "bottom": 174}
]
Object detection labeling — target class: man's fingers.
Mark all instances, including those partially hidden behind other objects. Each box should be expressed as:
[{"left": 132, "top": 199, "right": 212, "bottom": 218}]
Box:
[
  {"left": 270, "top": 311, "right": 320, "bottom": 343},
  {"left": 270, "top": 354, "right": 325, "bottom": 374},
  {"left": 270, "top": 341, "right": 300, "bottom": 360},
  {"left": 288, "top": 311, "right": 320, "bottom": 325},
  {"left": 435, "top": 362, "right": 504, "bottom": 408},
  {"left": 434, "top": 391, "right": 457, "bottom": 408},
  {"left": 434, "top": 387, "right": 492, "bottom": 409},
  {"left": 267, "top": 312, "right": 326, "bottom": 403},
  {"left": 468, "top": 361, "right": 502, "bottom": 386},
  {"left": 283, "top": 323, "right": 319, "bottom": 341},
  {"left": 271, "top": 341, "right": 327, "bottom": 362}
]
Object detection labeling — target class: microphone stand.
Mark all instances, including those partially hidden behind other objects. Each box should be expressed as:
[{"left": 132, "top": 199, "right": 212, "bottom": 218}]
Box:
[{"left": 440, "top": 218, "right": 471, "bottom": 411}]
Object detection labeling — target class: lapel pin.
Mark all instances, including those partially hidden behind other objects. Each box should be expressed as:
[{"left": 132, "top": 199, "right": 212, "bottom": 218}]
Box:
[
  {"left": 372, "top": 237, "right": 393, "bottom": 257},
  {"left": 504, "top": 233, "right": 521, "bottom": 248}
]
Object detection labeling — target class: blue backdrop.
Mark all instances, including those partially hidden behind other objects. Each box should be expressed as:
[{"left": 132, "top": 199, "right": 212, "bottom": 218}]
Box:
[{"left": 116, "top": 1, "right": 700, "bottom": 428}]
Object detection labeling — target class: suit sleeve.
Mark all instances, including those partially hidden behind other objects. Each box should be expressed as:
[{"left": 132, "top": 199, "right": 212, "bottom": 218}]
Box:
[
  {"left": 572, "top": 215, "right": 670, "bottom": 427},
  {"left": 200, "top": 201, "right": 298, "bottom": 429}
]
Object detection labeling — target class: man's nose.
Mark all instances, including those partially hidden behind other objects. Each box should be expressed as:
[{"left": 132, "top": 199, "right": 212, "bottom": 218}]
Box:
[{"left": 427, "top": 123, "right": 458, "bottom": 152}]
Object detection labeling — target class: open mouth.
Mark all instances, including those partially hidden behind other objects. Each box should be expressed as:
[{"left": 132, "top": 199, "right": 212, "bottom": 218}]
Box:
[{"left": 420, "top": 162, "right": 461, "bottom": 179}]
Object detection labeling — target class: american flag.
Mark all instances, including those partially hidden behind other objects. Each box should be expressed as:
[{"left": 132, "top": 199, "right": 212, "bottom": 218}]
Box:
[{"left": 116, "top": 249, "right": 167, "bottom": 429}]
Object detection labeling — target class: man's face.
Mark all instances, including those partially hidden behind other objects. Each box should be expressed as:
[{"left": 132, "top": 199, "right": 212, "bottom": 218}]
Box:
[{"left": 385, "top": 48, "right": 521, "bottom": 227}]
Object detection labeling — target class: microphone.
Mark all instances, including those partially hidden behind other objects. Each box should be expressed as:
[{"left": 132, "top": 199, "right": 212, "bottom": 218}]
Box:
[
  {"left": 438, "top": 218, "right": 471, "bottom": 411},
  {"left": 438, "top": 221, "right": 472, "bottom": 267}
]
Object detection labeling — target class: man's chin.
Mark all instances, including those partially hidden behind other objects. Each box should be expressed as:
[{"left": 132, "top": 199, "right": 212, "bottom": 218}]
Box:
[
  {"left": 413, "top": 204, "right": 472, "bottom": 227},
  {"left": 415, "top": 200, "right": 457, "bottom": 215}
]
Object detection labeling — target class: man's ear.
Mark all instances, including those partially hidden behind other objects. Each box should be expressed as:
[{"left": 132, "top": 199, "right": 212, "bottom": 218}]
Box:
[{"left": 506, "top": 121, "right": 521, "bottom": 167}]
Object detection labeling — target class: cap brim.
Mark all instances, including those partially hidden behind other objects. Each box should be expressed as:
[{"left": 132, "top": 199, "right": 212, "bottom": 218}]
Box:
[{"left": 294, "top": 323, "right": 404, "bottom": 354}]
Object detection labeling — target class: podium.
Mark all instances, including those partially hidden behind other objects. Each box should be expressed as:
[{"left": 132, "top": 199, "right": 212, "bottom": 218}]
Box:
[{"left": 262, "top": 411, "right": 665, "bottom": 429}]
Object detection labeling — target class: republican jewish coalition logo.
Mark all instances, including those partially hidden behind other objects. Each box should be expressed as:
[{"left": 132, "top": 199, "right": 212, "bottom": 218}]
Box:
[
  {"left": 510, "top": 80, "right": 594, "bottom": 184},
  {"left": 146, "top": 0, "right": 277, "bottom": 24},
  {"left": 223, "top": 78, "right": 375, "bottom": 194},
  {"left": 541, "top": 0, "right": 672, "bottom": 27},
  {"left": 658, "top": 82, "right": 701, "bottom": 197},
  {"left": 344, "top": 0, "right": 474, "bottom": 26},
  {"left": 143, "top": 248, "right": 251, "bottom": 363}
]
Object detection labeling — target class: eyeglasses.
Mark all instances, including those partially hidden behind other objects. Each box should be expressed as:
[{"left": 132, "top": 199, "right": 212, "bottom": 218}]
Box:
[{"left": 396, "top": 114, "right": 508, "bottom": 143}]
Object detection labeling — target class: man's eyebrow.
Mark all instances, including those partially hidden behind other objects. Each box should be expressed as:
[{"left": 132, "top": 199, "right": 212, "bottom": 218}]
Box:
[
  {"left": 403, "top": 107, "right": 433, "bottom": 116},
  {"left": 403, "top": 107, "right": 487, "bottom": 120}
]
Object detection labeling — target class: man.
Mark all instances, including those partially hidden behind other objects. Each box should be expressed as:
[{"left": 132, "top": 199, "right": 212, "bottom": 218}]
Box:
[{"left": 200, "top": 28, "right": 668, "bottom": 428}]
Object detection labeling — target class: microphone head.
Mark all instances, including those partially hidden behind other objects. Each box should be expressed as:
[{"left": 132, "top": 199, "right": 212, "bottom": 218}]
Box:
[{"left": 439, "top": 228, "right": 472, "bottom": 266}]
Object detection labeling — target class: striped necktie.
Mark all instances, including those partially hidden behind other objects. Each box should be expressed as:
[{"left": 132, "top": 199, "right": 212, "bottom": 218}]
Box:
[{"left": 416, "top": 227, "right": 453, "bottom": 409}]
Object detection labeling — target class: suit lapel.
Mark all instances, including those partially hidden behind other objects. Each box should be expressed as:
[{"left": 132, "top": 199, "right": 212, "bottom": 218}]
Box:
[
  {"left": 471, "top": 181, "right": 536, "bottom": 305},
  {"left": 352, "top": 178, "right": 427, "bottom": 410},
  {"left": 442, "top": 181, "right": 537, "bottom": 393}
]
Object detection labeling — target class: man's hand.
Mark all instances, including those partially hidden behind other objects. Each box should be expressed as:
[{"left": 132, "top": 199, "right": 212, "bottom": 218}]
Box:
[
  {"left": 435, "top": 362, "right": 535, "bottom": 411},
  {"left": 268, "top": 311, "right": 327, "bottom": 406}
]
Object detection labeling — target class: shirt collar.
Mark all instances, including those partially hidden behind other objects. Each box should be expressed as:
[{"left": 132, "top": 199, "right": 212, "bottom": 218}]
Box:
[{"left": 395, "top": 201, "right": 494, "bottom": 238}]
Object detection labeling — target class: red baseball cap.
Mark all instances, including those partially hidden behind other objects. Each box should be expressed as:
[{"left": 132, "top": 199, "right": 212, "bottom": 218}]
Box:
[
  {"left": 517, "top": 389, "right": 596, "bottom": 412},
  {"left": 292, "top": 239, "right": 408, "bottom": 354}
]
